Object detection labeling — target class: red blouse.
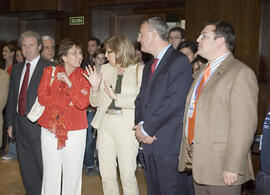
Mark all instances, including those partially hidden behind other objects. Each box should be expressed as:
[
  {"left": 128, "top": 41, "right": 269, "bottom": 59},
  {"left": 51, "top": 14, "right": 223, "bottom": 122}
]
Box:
[{"left": 38, "top": 65, "right": 90, "bottom": 149}]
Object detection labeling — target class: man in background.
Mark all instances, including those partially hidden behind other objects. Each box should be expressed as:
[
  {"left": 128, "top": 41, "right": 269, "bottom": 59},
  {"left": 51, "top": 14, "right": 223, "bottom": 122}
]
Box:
[
  {"left": 81, "top": 37, "right": 101, "bottom": 68},
  {"left": 169, "top": 26, "right": 185, "bottom": 49},
  {"left": 41, "top": 35, "right": 55, "bottom": 62}
]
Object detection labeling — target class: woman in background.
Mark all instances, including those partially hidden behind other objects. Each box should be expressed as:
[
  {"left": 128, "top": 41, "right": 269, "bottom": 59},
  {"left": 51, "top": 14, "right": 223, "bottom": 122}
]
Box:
[
  {"left": 177, "top": 40, "right": 206, "bottom": 78},
  {"left": 84, "top": 34, "right": 144, "bottom": 195},
  {"left": 15, "top": 49, "right": 24, "bottom": 63},
  {"left": 38, "top": 39, "right": 90, "bottom": 195},
  {"left": 0, "top": 44, "right": 16, "bottom": 74}
]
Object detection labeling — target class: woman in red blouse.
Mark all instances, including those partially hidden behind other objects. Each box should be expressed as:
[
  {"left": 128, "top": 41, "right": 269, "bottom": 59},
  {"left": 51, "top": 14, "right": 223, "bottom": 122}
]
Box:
[{"left": 37, "top": 39, "right": 90, "bottom": 195}]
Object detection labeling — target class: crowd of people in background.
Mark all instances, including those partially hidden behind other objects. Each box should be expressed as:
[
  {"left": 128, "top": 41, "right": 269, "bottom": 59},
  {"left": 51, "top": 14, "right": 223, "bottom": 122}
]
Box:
[{"left": 0, "top": 16, "right": 268, "bottom": 195}]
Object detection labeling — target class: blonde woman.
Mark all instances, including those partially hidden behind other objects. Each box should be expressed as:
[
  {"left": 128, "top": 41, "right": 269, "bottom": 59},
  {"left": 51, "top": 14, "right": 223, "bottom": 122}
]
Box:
[{"left": 84, "top": 34, "right": 143, "bottom": 195}]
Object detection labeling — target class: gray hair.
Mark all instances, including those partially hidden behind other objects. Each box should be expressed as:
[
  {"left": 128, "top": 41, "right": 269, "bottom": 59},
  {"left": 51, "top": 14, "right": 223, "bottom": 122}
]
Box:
[
  {"left": 41, "top": 35, "right": 55, "bottom": 46},
  {"left": 145, "top": 17, "right": 169, "bottom": 41},
  {"left": 18, "top": 31, "right": 42, "bottom": 47}
]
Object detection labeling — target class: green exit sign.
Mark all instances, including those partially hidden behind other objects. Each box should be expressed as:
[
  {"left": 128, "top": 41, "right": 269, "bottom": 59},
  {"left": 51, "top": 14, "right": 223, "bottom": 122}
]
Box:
[{"left": 69, "top": 16, "right": 84, "bottom": 25}]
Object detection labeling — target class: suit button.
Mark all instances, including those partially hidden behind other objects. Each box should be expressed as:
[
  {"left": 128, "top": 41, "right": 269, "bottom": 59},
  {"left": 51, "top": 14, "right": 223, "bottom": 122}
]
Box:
[{"left": 144, "top": 104, "right": 148, "bottom": 108}]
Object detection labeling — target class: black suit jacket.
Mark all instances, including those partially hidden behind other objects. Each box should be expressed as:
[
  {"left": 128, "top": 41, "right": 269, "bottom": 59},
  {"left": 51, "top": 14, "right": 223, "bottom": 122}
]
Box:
[
  {"left": 6, "top": 57, "right": 53, "bottom": 139},
  {"left": 135, "top": 46, "right": 192, "bottom": 155}
]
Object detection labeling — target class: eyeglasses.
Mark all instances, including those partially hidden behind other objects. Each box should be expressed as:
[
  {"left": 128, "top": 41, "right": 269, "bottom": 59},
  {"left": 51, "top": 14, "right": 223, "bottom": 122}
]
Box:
[
  {"left": 169, "top": 36, "right": 181, "bottom": 40},
  {"left": 43, "top": 46, "right": 54, "bottom": 50},
  {"left": 105, "top": 50, "right": 114, "bottom": 55},
  {"left": 67, "top": 52, "right": 83, "bottom": 56},
  {"left": 198, "top": 33, "right": 216, "bottom": 40}
]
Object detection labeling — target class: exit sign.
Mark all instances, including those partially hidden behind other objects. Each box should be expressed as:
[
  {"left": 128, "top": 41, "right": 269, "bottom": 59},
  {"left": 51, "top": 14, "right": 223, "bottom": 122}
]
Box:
[{"left": 69, "top": 16, "right": 84, "bottom": 25}]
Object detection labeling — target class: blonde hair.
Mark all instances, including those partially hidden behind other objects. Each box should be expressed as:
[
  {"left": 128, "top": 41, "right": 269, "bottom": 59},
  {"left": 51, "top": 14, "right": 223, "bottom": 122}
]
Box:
[{"left": 104, "top": 34, "right": 139, "bottom": 68}]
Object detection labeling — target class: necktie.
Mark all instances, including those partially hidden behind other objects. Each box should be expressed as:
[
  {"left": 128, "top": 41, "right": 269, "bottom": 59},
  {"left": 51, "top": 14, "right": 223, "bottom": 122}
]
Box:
[
  {"left": 18, "top": 63, "right": 31, "bottom": 116},
  {"left": 150, "top": 58, "right": 159, "bottom": 77},
  {"left": 188, "top": 63, "right": 210, "bottom": 144}
]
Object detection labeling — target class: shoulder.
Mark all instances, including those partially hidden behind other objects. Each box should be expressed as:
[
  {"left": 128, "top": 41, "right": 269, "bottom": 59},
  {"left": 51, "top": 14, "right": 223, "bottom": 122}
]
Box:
[
  {"left": 226, "top": 57, "right": 256, "bottom": 77},
  {"left": 43, "top": 65, "right": 58, "bottom": 74},
  {"left": 100, "top": 63, "right": 113, "bottom": 74},
  {"left": 39, "top": 57, "right": 54, "bottom": 67},
  {"left": 0, "top": 69, "right": 9, "bottom": 79}
]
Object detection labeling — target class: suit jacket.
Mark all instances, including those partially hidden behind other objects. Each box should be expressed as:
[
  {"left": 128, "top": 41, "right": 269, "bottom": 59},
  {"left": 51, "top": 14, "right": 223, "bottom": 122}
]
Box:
[
  {"left": 179, "top": 54, "right": 258, "bottom": 185},
  {"left": 135, "top": 46, "right": 193, "bottom": 155},
  {"left": 0, "top": 69, "right": 9, "bottom": 145},
  {"left": 90, "top": 63, "right": 144, "bottom": 129},
  {"left": 6, "top": 57, "right": 54, "bottom": 139}
]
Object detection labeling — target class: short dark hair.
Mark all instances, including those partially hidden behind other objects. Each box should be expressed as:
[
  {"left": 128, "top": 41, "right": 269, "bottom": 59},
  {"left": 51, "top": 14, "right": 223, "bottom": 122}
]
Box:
[
  {"left": 169, "top": 27, "right": 186, "bottom": 39},
  {"left": 205, "top": 21, "right": 235, "bottom": 52},
  {"left": 177, "top": 41, "right": 198, "bottom": 54},
  {"left": 92, "top": 48, "right": 105, "bottom": 59},
  {"left": 88, "top": 37, "right": 101, "bottom": 46},
  {"left": 58, "top": 39, "right": 82, "bottom": 66}
]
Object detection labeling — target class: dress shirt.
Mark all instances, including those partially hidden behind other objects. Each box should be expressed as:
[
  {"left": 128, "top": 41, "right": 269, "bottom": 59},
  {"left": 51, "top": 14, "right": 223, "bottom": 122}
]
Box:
[
  {"left": 17, "top": 55, "right": 40, "bottom": 111},
  {"left": 185, "top": 52, "right": 231, "bottom": 137}
]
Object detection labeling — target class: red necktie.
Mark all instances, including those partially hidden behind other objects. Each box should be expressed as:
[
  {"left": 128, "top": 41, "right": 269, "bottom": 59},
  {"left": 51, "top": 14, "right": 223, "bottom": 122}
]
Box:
[
  {"left": 188, "top": 63, "right": 210, "bottom": 144},
  {"left": 18, "top": 63, "right": 31, "bottom": 116},
  {"left": 150, "top": 58, "right": 159, "bottom": 77}
]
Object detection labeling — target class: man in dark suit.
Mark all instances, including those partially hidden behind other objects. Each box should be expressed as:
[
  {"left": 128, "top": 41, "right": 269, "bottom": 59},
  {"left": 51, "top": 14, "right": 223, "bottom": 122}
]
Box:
[
  {"left": 134, "top": 17, "right": 194, "bottom": 195},
  {"left": 6, "top": 31, "right": 53, "bottom": 195}
]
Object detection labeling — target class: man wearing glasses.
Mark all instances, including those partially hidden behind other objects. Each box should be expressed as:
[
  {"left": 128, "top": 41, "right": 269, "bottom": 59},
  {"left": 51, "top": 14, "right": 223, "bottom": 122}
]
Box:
[
  {"left": 179, "top": 21, "right": 258, "bottom": 195},
  {"left": 168, "top": 26, "right": 186, "bottom": 49}
]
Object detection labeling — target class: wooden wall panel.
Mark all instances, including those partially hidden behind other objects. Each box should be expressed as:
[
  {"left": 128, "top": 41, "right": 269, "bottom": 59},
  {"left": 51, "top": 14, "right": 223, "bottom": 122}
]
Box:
[
  {"left": 82, "top": 0, "right": 184, "bottom": 7},
  {"left": 258, "top": 0, "right": 270, "bottom": 83},
  {"left": 59, "top": 10, "right": 92, "bottom": 59},
  {"left": 185, "top": 0, "right": 261, "bottom": 76},
  {"left": 11, "top": 0, "right": 58, "bottom": 11}
]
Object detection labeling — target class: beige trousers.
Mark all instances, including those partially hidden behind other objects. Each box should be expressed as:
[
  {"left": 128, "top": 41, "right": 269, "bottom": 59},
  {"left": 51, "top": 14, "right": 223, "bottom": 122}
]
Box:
[{"left": 97, "top": 114, "right": 139, "bottom": 195}]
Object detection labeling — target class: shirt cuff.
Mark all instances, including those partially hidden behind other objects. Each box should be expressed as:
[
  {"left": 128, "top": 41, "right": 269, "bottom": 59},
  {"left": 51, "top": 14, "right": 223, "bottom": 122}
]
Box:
[{"left": 139, "top": 121, "right": 149, "bottom": 136}]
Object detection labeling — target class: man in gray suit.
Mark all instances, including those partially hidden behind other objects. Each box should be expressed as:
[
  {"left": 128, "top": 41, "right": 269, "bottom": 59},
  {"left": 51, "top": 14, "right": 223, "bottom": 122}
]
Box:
[
  {"left": 179, "top": 21, "right": 258, "bottom": 195},
  {"left": 6, "top": 31, "right": 53, "bottom": 195}
]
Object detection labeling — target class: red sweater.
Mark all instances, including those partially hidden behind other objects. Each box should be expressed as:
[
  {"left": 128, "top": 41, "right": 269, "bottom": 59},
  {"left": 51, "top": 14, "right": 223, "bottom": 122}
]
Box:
[{"left": 38, "top": 65, "right": 90, "bottom": 148}]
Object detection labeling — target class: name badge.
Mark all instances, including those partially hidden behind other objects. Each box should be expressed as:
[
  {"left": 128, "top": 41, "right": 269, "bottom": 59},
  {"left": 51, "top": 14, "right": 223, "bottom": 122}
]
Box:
[{"left": 187, "top": 102, "right": 195, "bottom": 118}]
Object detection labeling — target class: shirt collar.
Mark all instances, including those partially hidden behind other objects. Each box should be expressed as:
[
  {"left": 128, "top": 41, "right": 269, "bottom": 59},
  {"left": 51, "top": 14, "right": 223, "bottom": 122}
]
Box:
[{"left": 155, "top": 44, "right": 171, "bottom": 66}]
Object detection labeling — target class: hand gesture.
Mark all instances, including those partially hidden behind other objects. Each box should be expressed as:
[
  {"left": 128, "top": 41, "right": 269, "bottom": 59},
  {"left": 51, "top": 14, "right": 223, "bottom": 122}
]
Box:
[
  {"left": 104, "top": 80, "right": 117, "bottom": 100},
  {"left": 57, "top": 72, "right": 72, "bottom": 88},
  {"left": 83, "top": 65, "right": 102, "bottom": 91}
]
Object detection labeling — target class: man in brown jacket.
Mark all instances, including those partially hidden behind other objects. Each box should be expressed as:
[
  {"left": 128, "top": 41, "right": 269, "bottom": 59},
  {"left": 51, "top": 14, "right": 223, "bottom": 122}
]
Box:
[{"left": 178, "top": 21, "right": 258, "bottom": 195}]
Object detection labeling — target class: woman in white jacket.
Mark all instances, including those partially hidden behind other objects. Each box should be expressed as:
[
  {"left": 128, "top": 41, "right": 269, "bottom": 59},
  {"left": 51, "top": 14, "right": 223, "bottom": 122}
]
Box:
[{"left": 84, "top": 34, "right": 144, "bottom": 195}]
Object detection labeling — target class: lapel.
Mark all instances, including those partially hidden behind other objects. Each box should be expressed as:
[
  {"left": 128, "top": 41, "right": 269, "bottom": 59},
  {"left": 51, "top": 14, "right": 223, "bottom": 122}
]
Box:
[
  {"left": 15, "top": 62, "right": 25, "bottom": 96},
  {"left": 28, "top": 58, "right": 45, "bottom": 91},
  {"left": 184, "top": 54, "right": 234, "bottom": 119},
  {"left": 149, "top": 46, "right": 174, "bottom": 83},
  {"left": 200, "top": 54, "right": 233, "bottom": 93}
]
